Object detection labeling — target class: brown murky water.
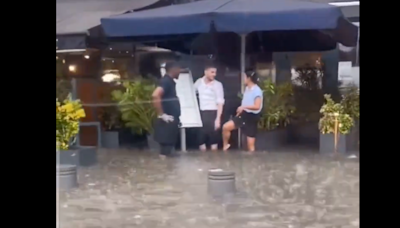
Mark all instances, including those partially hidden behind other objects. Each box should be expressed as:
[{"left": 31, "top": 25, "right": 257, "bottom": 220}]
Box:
[{"left": 58, "top": 149, "right": 359, "bottom": 228}]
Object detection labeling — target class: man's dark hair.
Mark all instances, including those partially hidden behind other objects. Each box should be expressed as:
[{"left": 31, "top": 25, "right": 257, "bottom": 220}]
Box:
[
  {"left": 165, "top": 61, "right": 180, "bottom": 72},
  {"left": 204, "top": 62, "right": 217, "bottom": 70}
]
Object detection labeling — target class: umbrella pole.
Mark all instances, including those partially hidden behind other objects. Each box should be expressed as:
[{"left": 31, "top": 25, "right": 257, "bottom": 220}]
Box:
[
  {"left": 238, "top": 33, "right": 247, "bottom": 149},
  {"left": 355, "top": 27, "right": 360, "bottom": 66}
]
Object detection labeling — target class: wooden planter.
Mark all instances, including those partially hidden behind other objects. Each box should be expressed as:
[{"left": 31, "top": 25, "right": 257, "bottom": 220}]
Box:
[
  {"left": 242, "top": 128, "right": 288, "bottom": 151},
  {"left": 319, "top": 133, "right": 346, "bottom": 154},
  {"left": 101, "top": 131, "right": 120, "bottom": 148},
  {"left": 56, "top": 146, "right": 98, "bottom": 167}
]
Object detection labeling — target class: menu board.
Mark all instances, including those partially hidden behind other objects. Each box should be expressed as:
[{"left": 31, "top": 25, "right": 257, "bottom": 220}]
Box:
[{"left": 160, "top": 66, "right": 202, "bottom": 128}]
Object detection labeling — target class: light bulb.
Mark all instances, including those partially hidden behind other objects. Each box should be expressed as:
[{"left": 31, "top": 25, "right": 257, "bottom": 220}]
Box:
[
  {"left": 102, "top": 73, "right": 120, "bottom": 82},
  {"left": 69, "top": 65, "right": 77, "bottom": 72},
  {"left": 84, "top": 55, "right": 90, "bottom": 59}
]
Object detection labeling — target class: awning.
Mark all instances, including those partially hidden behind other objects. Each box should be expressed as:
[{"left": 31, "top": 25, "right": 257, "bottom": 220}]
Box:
[
  {"left": 56, "top": 0, "right": 160, "bottom": 50},
  {"left": 56, "top": 0, "right": 159, "bottom": 35}
]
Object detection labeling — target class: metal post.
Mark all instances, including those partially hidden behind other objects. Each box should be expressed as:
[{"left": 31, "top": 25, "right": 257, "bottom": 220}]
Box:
[
  {"left": 180, "top": 128, "right": 186, "bottom": 152},
  {"left": 71, "top": 78, "right": 80, "bottom": 146},
  {"left": 71, "top": 78, "right": 77, "bottom": 100},
  {"left": 334, "top": 116, "right": 338, "bottom": 154},
  {"left": 238, "top": 34, "right": 247, "bottom": 149},
  {"left": 355, "top": 27, "right": 360, "bottom": 66}
]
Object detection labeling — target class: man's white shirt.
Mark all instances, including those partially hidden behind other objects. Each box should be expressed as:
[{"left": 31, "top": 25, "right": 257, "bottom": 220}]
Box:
[{"left": 194, "top": 77, "right": 225, "bottom": 111}]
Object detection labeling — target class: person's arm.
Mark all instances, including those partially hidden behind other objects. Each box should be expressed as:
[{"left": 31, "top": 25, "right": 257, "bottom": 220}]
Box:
[
  {"left": 152, "top": 79, "right": 168, "bottom": 115},
  {"left": 215, "top": 82, "right": 225, "bottom": 121}
]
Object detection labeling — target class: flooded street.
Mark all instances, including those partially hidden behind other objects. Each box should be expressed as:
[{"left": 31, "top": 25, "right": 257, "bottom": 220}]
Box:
[{"left": 58, "top": 150, "right": 359, "bottom": 228}]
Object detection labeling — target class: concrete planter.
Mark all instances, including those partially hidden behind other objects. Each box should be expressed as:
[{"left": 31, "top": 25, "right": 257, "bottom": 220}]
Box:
[
  {"left": 287, "top": 122, "right": 320, "bottom": 145},
  {"left": 147, "top": 134, "right": 160, "bottom": 152},
  {"left": 56, "top": 146, "right": 97, "bottom": 167},
  {"left": 346, "top": 120, "right": 359, "bottom": 153},
  {"left": 101, "top": 131, "right": 119, "bottom": 148},
  {"left": 319, "top": 133, "right": 346, "bottom": 154},
  {"left": 242, "top": 128, "right": 288, "bottom": 151},
  {"left": 56, "top": 149, "right": 79, "bottom": 166}
]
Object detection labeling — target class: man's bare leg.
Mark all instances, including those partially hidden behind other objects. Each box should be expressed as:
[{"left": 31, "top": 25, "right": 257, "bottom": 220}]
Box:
[
  {"left": 246, "top": 136, "right": 256, "bottom": 152},
  {"left": 222, "top": 120, "right": 236, "bottom": 151}
]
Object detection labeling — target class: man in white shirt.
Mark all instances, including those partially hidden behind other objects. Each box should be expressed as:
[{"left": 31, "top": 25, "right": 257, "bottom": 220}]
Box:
[{"left": 194, "top": 64, "right": 225, "bottom": 151}]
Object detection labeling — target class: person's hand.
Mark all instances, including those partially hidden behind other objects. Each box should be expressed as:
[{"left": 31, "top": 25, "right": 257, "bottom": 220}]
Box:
[
  {"left": 236, "top": 106, "right": 244, "bottom": 116},
  {"left": 158, "top": 114, "right": 174, "bottom": 123},
  {"left": 214, "top": 118, "right": 221, "bottom": 130}
]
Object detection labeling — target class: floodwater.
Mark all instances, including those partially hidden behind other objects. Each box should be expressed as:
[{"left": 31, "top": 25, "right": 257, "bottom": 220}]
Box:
[{"left": 58, "top": 149, "right": 359, "bottom": 228}]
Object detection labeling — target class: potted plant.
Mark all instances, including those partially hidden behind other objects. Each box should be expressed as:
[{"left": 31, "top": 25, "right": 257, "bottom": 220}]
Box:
[
  {"left": 240, "top": 79, "right": 295, "bottom": 150},
  {"left": 289, "top": 66, "right": 324, "bottom": 144},
  {"left": 319, "top": 94, "right": 354, "bottom": 154},
  {"left": 112, "top": 79, "right": 158, "bottom": 151},
  {"left": 98, "top": 106, "right": 122, "bottom": 148},
  {"left": 56, "top": 96, "right": 97, "bottom": 166},
  {"left": 341, "top": 86, "right": 359, "bottom": 152}
]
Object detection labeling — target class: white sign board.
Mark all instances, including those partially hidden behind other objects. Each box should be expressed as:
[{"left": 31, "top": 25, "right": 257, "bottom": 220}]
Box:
[
  {"left": 160, "top": 66, "right": 202, "bottom": 128},
  {"left": 338, "top": 61, "right": 352, "bottom": 81}
]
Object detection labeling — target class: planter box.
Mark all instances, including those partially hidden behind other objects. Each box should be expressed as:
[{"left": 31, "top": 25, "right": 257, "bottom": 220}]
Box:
[
  {"left": 346, "top": 121, "right": 359, "bottom": 152},
  {"left": 242, "top": 128, "right": 288, "bottom": 151},
  {"left": 101, "top": 131, "right": 119, "bottom": 149},
  {"left": 56, "top": 146, "right": 97, "bottom": 167},
  {"left": 147, "top": 134, "right": 160, "bottom": 152},
  {"left": 287, "top": 122, "right": 320, "bottom": 145},
  {"left": 56, "top": 149, "right": 79, "bottom": 166},
  {"left": 319, "top": 133, "right": 346, "bottom": 154}
]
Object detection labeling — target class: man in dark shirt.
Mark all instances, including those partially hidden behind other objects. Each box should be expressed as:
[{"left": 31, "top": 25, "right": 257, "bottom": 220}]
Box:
[{"left": 152, "top": 62, "right": 181, "bottom": 158}]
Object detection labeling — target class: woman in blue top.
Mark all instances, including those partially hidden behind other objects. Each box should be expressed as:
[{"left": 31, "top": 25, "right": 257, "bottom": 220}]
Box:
[{"left": 222, "top": 71, "right": 263, "bottom": 152}]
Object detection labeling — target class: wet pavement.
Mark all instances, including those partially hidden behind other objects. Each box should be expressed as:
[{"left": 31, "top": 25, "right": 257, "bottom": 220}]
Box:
[{"left": 58, "top": 149, "right": 359, "bottom": 228}]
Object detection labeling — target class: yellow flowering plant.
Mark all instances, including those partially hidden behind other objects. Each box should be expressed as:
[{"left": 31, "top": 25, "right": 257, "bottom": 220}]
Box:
[{"left": 56, "top": 95, "right": 86, "bottom": 150}]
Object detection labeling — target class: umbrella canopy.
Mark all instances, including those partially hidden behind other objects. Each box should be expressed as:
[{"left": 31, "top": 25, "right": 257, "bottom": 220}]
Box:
[{"left": 101, "top": 0, "right": 357, "bottom": 44}]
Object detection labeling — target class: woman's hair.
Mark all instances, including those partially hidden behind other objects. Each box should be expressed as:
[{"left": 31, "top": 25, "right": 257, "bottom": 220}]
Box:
[{"left": 245, "top": 70, "right": 259, "bottom": 83}]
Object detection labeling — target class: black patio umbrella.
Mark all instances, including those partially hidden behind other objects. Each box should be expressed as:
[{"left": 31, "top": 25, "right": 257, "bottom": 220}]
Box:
[
  {"left": 101, "top": 0, "right": 357, "bottom": 45},
  {"left": 101, "top": 0, "right": 357, "bottom": 88}
]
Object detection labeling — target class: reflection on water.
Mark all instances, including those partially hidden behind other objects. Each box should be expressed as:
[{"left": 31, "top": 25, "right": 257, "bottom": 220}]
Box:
[{"left": 59, "top": 150, "right": 359, "bottom": 228}]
